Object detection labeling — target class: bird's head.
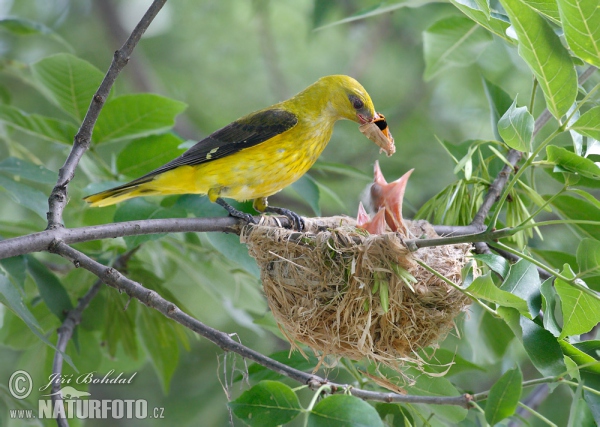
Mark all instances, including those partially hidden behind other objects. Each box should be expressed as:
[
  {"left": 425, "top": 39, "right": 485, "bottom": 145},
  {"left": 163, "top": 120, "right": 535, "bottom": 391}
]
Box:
[{"left": 315, "top": 75, "right": 376, "bottom": 124}]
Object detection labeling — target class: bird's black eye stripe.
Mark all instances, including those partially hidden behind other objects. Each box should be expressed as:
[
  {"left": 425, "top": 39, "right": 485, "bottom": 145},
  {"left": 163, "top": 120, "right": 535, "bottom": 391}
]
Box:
[{"left": 349, "top": 95, "right": 364, "bottom": 110}]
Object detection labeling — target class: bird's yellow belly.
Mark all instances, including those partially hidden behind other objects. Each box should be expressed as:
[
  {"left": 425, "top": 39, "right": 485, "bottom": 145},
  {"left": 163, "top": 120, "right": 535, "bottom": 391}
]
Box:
[{"left": 151, "top": 127, "right": 331, "bottom": 201}]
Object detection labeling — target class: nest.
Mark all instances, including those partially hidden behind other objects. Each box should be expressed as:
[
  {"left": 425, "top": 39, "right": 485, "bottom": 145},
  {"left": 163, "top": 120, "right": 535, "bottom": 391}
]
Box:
[{"left": 241, "top": 216, "right": 472, "bottom": 364}]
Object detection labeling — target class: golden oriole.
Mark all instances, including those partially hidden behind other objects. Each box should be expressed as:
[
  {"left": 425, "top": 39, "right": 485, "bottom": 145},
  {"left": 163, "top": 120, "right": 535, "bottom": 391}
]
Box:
[{"left": 84, "top": 75, "right": 392, "bottom": 230}]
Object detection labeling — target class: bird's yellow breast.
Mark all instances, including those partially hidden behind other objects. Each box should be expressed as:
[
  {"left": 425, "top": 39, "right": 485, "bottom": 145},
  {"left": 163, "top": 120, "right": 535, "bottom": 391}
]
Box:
[{"left": 148, "top": 116, "right": 335, "bottom": 201}]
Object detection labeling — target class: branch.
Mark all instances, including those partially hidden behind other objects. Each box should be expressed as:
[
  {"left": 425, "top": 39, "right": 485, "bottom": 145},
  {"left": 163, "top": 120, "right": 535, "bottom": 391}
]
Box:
[
  {"left": 51, "top": 250, "right": 138, "bottom": 427},
  {"left": 46, "top": 0, "right": 167, "bottom": 229},
  {"left": 48, "top": 239, "right": 473, "bottom": 408},
  {"left": 470, "top": 65, "right": 597, "bottom": 228}
]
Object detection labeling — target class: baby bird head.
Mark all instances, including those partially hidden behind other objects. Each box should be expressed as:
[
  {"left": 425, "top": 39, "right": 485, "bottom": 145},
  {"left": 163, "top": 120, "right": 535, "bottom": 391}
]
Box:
[{"left": 308, "top": 75, "right": 377, "bottom": 124}]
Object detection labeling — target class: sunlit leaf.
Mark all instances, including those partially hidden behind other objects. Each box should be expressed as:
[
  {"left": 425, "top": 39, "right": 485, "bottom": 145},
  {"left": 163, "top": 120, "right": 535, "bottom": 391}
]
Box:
[
  {"left": 499, "top": 0, "right": 577, "bottom": 118},
  {"left": 93, "top": 94, "right": 187, "bottom": 144},
  {"left": 500, "top": 259, "right": 541, "bottom": 317},
  {"left": 498, "top": 100, "right": 534, "bottom": 152},
  {"left": 31, "top": 53, "right": 104, "bottom": 121},
  {"left": 547, "top": 145, "right": 600, "bottom": 180},
  {"left": 467, "top": 272, "right": 530, "bottom": 315},
  {"left": 556, "top": 264, "right": 600, "bottom": 339},
  {"left": 577, "top": 239, "right": 600, "bottom": 278},
  {"left": 450, "top": 0, "right": 513, "bottom": 42},
  {"left": 556, "top": 0, "right": 600, "bottom": 67},
  {"left": 572, "top": 106, "right": 600, "bottom": 141}
]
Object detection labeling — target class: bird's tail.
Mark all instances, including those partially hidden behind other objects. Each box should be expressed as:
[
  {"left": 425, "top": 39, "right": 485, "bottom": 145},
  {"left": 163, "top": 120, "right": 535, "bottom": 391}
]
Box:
[{"left": 84, "top": 178, "right": 158, "bottom": 207}]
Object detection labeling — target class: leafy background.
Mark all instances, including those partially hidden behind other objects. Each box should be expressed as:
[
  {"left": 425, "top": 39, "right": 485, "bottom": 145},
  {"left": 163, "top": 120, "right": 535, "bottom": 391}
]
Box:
[{"left": 0, "top": 0, "right": 599, "bottom": 426}]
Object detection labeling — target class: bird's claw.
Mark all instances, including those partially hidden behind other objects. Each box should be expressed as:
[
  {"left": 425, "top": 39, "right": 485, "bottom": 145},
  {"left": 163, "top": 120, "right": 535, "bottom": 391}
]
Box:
[
  {"left": 266, "top": 206, "right": 305, "bottom": 231},
  {"left": 215, "top": 197, "right": 257, "bottom": 225}
]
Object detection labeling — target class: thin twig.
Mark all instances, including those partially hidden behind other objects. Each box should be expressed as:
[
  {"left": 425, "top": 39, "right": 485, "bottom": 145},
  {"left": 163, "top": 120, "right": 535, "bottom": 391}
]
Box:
[
  {"left": 51, "top": 249, "right": 138, "bottom": 427},
  {"left": 46, "top": 0, "right": 167, "bottom": 229},
  {"left": 49, "top": 239, "right": 474, "bottom": 408}
]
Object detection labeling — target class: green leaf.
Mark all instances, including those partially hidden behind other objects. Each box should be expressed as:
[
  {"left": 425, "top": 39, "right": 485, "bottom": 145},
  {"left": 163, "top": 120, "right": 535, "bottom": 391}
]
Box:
[
  {"left": 93, "top": 94, "right": 187, "bottom": 144},
  {"left": 0, "top": 255, "right": 27, "bottom": 289},
  {"left": 229, "top": 381, "right": 302, "bottom": 427},
  {"left": 498, "top": 100, "right": 534, "bottom": 151},
  {"left": 523, "top": 0, "right": 561, "bottom": 23},
  {"left": 138, "top": 308, "right": 179, "bottom": 394},
  {"left": 405, "top": 369, "right": 468, "bottom": 422},
  {"left": 419, "top": 347, "right": 486, "bottom": 375},
  {"left": 375, "top": 403, "right": 414, "bottom": 427},
  {"left": 239, "top": 350, "right": 319, "bottom": 383},
  {"left": 482, "top": 78, "right": 514, "bottom": 141},
  {"left": 559, "top": 341, "right": 600, "bottom": 375},
  {"left": 113, "top": 199, "right": 188, "bottom": 249},
  {"left": 577, "top": 239, "right": 600, "bottom": 277},
  {"left": 520, "top": 315, "right": 566, "bottom": 376},
  {"left": 500, "top": 259, "right": 541, "bottom": 317},
  {"left": 292, "top": 174, "right": 321, "bottom": 216},
  {"left": 551, "top": 194, "right": 600, "bottom": 240},
  {"left": 312, "top": 161, "right": 372, "bottom": 180},
  {"left": 556, "top": 0, "right": 600, "bottom": 67},
  {"left": 117, "top": 134, "right": 185, "bottom": 178},
  {"left": 0, "top": 18, "right": 72, "bottom": 51},
  {"left": 555, "top": 264, "right": 600, "bottom": 338},
  {"left": 0, "top": 105, "right": 77, "bottom": 145},
  {"left": 0, "top": 157, "right": 57, "bottom": 184},
  {"left": 0, "top": 272, "right": 54, "bottom": 349},
  {"left": 581, "top": 372, "right": 600, "bottom": 423},
  {"left": 498, "top": 0, "right": 577, "bottom": 119},
  {"left": 547, "top": 145, "right": 600, "bottom": 180},
  {"left": 450, "top": 0, "right": 513, "bottom": 42},
  {"left": 467, "top": 272, "right": 530, "bottom": 315},
  {"left": 571, "top": 106, "right": 600, "bottom": 140},
  {"left": 423, "top": 15, "right": 493, "bottom": 80},
  {"left": 473, "top": 253, "right": 510, "bottom": 278},
  {"left": 0, "top": 175, "right": 49, "bottom": 220},
  {"left": 27, "top": 256, "right": 73, "bottom": 321},
  {"left": 540, "top": 278, "right": 561, "bottom": 336},
  {"left": 485, "top": 366, "right": 523, "bottom": 424},
  {"left": 307, "top": 394, "right": 384, "bottom": 427},
  {"left": 31, "top": 53, "right": 104, "bottom": 121}
]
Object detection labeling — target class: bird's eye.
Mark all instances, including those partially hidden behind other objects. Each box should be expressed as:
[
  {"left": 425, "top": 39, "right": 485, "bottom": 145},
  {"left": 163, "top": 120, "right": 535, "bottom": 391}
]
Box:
[{"left": 349, "top": 95, "right": 364, "bottom": 110}]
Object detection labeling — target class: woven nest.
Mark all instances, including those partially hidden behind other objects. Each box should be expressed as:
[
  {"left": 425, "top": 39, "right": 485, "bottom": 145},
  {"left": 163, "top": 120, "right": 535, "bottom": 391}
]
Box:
[{"left": 241, "top": 216, "right": 472, "bottom": 364}]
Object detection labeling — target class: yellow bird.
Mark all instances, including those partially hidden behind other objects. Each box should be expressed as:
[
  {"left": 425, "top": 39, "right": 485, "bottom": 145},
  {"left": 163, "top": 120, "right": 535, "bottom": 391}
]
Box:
[{"left": 84, "top": 75, "right": 389, "bottom": 230}]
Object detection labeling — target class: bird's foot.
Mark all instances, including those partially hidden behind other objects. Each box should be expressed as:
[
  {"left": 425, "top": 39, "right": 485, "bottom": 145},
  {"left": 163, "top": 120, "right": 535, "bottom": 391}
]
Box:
[
  {"left": 265, "top": 206, "right": 305, "bottom": 231},
  {"left": 215, "top": 198, "right": 258, "bottom": 225}
]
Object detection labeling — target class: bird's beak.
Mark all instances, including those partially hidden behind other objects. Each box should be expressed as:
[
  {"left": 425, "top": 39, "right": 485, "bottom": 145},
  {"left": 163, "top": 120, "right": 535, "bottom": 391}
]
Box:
[
  {"left": 358, "top": 111, "right": 396, "bottom": 156},
  {"left": 356, "top": 113, "right": 372, "bottom": 125}
]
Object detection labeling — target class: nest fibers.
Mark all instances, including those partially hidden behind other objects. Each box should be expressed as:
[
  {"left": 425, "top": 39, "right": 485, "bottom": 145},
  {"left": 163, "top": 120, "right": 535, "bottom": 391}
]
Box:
[{"left": 241, "top": 216, "right": 472, "bottom": 364}]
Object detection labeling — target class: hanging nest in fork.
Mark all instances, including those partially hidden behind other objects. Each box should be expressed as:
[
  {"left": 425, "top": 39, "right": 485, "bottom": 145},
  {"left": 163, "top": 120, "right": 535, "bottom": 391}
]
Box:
[{"left": 240, "top": 216, "right": 472, "bottom": 364}]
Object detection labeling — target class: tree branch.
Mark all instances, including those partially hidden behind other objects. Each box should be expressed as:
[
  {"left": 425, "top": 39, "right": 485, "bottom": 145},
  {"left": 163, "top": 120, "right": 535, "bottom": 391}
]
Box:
[
  {"left": 51, "top": 250, "right": 138, "bottom": 427},
  {"left": 47, "top": 239, "right": 474, "bottom": 408},
  {"left": 46, "top": 0, "right": 167, "bottom": 229},
  {"left": 470, "top": 65, "right": 597, "bottom": 228}
]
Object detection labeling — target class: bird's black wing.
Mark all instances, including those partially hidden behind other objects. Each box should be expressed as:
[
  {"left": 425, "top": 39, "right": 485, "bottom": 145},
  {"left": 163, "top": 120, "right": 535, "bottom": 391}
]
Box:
[{"left": 134, "top": 108, "right": 298, "bottom": 183}]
